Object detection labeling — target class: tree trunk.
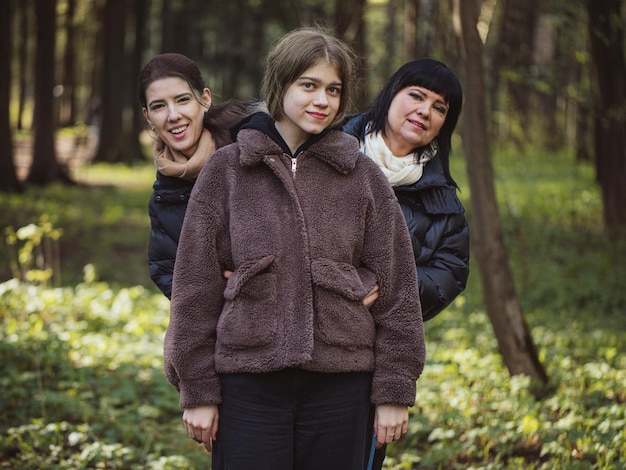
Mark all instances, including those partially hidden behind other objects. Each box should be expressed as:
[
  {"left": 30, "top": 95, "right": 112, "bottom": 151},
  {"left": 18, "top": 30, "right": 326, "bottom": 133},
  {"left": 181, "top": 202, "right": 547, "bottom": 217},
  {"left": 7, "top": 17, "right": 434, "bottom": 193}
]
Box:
[
  {"left": 131, "top": 0, "right": 148, "bottom": 160},
  {"left": 222, "top": 0, "right": 246, "bottom": 98},
  {"left": 587, "top": 0, "right": 626, "bottom": 232},
  {"left": 88, "top": 0, "right": 103, "bottom": 129},
  {"left": 93, "top": 0, "right": 137, "bottom": 163},
  {"left": 248, "top": 0, "right": 268, "bottom": 98},
  {"left": 27, "top": 0, "right": 73, "bottom": 186},
  {"left": 0, "top": 0, "right": 22, "bottom": 192},
  {"left": 381, "top": 0, "right": 398, "bottom": 81},
  {"left": 59, "top": 0, "right": 77, "bottom": 127},
  {"left": 16, "top": 0, "right": 31, "bottom": 132},
  {"left": 574, "top": 55, "right": 593, "bottom": 163},
  {"left": 459, "top": 0, "right": 548, "bottom": 385},
  {"left": 403, "top": 0, "right": 420, "bottom": 61},
  {"left": 490, "top": 0, "right": 539, "bottom": 150},
  {"left": 335, "top": 0, "right": 367, "bottom": 109},
  {"left": 161, "top": 0, "right": 190, "bottom": 55}
]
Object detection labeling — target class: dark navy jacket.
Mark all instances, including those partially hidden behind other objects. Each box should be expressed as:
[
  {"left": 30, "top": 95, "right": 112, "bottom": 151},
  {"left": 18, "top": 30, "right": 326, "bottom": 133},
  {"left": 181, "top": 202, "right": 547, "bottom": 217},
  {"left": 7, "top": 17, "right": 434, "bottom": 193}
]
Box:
[
  {"left": 148, "top": 171, "right": 194, "bottom": 298},
  {"left": 342, "top": 113, "right": 470, "bottom": 321}
]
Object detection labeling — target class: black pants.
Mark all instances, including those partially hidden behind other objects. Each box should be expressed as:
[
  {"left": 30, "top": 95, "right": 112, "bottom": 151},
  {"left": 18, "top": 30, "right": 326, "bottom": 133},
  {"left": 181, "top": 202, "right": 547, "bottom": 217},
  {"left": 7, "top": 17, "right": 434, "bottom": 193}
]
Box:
[{"left": 213, "top": 369, "right": 372, "bottom": 470}]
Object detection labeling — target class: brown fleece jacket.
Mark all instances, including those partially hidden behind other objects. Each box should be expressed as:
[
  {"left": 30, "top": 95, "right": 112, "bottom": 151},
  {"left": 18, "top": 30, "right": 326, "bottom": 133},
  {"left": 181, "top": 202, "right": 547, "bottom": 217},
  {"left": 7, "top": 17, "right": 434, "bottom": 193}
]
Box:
[{"left": 165, "top": 122, "right": 425, "bottom": 409}]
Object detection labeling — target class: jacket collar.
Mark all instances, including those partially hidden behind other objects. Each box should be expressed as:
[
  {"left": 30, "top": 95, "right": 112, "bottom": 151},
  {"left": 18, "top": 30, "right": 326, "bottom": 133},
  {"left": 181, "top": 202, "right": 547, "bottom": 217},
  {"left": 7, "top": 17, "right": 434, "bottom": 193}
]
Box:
[
  {"left": 396, "top": 156, "right": 448, "bottom": 191},
  {"left": 236, "top": 112, "right": 362, "bottom": 175}
]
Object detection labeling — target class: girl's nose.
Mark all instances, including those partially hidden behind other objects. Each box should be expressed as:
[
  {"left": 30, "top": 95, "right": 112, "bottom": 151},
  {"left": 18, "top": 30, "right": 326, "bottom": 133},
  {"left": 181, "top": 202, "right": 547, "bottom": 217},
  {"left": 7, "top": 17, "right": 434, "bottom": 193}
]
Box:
[{"left": 313, "top": 90, "right": 328, "bottom": 107}]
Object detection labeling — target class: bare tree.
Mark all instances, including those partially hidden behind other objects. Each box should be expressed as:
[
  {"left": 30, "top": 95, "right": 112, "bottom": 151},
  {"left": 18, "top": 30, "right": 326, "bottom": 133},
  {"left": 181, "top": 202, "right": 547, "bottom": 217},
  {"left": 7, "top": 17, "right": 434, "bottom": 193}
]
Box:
[
  {"left": 381, "top": 0, "right": 399, "bottom": 80},
  {"left": 59, "top": 0, "right": 77, "bottom": 127},
  {"left": 131, "top": 0, "right": 149, "bottom": 159},
  {"left": 93, "top": 0, "right": 141, "bottom": 163},
  {"left": 403, "top": 0, "right": 421, "bottom": 61},
  {"left": 458, "top": 0, "right": 548, "bottom": 385},
  {"left": 27, "top": 0, "right": 73, "bottom": 186},
  {"left": 335, "top": 0, "right": 367, "bottom": 109},
  {"left": 16, "top": 0, "right": 32, "bottom": 132},
  {"left": 587, "top": 0, "right": 626, "bottom": 232},
  {"left": 489, "top": 0, "right": 539, "bottom": 150},
  {"left": 0, "top": 0, "right": 22, "bottom": 192}
]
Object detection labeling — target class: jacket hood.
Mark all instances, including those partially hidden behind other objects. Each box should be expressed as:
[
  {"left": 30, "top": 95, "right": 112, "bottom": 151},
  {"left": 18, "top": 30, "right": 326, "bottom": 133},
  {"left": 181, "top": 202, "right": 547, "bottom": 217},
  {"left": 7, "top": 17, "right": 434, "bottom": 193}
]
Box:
[
  {"left": 341, "top": 112, "right": 370, "bottom": 142},
  {"left": 235, "top": 111, "right": 331, "bottom": 158}
]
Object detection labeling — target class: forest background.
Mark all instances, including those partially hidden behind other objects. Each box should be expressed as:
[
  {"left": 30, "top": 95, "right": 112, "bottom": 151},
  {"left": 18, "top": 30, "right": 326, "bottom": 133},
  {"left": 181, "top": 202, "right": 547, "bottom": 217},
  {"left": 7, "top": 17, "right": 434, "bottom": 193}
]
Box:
[{"left": 1, "top": 0, "right": 625, "bottom": 469}]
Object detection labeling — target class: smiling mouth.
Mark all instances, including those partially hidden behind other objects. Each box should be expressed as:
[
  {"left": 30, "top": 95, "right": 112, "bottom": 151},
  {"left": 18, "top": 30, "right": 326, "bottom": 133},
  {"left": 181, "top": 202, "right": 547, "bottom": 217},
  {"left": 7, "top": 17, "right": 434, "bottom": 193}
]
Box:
[
  {"left": 170, "top": 125, "right": 187, "bottom": 135},
  {"left": 408, "top": 119, "right": 426, "bottom": 130},
  {"left": 308, "top": 112, "right": 328, "bottom": 120}
]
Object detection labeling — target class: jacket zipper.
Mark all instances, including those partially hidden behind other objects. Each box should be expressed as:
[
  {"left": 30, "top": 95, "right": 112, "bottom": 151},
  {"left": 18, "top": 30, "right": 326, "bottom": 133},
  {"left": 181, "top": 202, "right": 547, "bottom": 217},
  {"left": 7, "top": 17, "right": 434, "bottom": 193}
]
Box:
[
  {"left": 290, "top": 151, "right": 304, "bottom": 179},
  {"left": 291, "top": 156, "right": 297, "bottom": 180}
]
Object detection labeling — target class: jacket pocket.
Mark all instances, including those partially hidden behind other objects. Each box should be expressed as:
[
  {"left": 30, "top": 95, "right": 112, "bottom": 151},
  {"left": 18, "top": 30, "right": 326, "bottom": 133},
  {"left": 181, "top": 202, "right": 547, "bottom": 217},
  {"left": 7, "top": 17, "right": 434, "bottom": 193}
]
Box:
[
  {"left": 311, "top": 258, "right": 375, "bottom": 349},
  {"left": 218, "top": 255, "right": 277, "bottom": 349}
]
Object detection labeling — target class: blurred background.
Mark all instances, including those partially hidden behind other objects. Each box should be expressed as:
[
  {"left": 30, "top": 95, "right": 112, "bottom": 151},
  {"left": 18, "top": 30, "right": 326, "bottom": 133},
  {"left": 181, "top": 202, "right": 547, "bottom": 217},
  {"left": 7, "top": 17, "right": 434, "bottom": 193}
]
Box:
[{"left": 2, "top": 0, "right": 622, "bottom": 201}]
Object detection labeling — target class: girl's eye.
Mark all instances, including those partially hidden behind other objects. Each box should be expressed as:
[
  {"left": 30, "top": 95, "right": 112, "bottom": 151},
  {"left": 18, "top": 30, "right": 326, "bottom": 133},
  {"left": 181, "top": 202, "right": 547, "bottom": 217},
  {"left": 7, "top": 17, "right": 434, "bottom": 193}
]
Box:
[
  {"left": 150, "top": 103, "right": 165, "bottom": 111},
  {"left": 434, "top": 105, "right": 448, "bottom": 114},
  {"left": 328, "top": 86, "right": 341, "bottom": 96},
  {"left": 409, "top": 92, "right": 424, "bottom": 101},
  {"left": 303, "top": 82, "right": 315, "bottom": 90},
  {"left": 178, "top": 96, "right": 191, "bottom": 103}
]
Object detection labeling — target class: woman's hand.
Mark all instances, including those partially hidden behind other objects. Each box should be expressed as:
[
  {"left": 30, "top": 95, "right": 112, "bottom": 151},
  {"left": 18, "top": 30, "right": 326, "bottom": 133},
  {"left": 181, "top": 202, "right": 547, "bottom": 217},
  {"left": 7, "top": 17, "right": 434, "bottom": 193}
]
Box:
[
  {"left": 373, "top": 404, "right": 408, "bottom": 448},
  {"left": 183, "top": 405, "right": 219, "bottom": 453},
  {"left": 362, "top": 283, "right": 379, "bottom": 308}
]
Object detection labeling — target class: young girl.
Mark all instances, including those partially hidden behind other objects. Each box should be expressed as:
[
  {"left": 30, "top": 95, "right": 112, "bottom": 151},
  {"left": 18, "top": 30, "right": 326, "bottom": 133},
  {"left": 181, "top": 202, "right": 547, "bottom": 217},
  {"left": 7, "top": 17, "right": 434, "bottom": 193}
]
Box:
[{"left": 164, "top": 28, "right": 426, "bottom": 470}]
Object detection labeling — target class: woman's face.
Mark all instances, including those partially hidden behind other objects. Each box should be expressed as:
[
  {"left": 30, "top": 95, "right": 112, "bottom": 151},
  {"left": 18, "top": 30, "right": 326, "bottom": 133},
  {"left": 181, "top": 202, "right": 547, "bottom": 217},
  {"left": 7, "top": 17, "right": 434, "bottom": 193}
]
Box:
[
  {"left": 143, "top": 77, "right": 211, "bottom": 157},
  {"left": 275, "top": 60, "right": 342, "bottom": 152},
  {"left": 384, "top": 85, "right": 448, "bottom": 157}
]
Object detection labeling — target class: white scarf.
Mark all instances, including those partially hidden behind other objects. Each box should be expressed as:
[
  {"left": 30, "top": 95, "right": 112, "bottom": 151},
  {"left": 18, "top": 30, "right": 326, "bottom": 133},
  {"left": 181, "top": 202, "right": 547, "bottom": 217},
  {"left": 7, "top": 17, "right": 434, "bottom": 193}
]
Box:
[
  {"left": 361, "top": 129, "right": 437, "bottom": 187},
  {"left": 153, "top": 129, "right": 216, "bottom": 181}
]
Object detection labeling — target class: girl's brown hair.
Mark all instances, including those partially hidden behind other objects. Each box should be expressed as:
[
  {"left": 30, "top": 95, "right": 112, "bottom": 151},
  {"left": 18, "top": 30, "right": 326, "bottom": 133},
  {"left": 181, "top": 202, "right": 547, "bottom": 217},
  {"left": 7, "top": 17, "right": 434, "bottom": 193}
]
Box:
[{"left": 262, "top": 28, "right": 357, "bottom": 126}]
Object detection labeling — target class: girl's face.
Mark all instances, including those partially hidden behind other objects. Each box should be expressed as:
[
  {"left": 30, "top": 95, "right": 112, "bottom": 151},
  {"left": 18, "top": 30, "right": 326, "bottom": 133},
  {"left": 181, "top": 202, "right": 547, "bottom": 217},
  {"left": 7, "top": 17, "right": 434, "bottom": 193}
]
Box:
[
  {"left": 275, "top": 61, "right": 342, "bottom": 153},
  {"left": 143, "top": 77, "right": 211, "bottom": 157},
  {"left": 384, "top": 85, "right": 448, "bottom": 157}
]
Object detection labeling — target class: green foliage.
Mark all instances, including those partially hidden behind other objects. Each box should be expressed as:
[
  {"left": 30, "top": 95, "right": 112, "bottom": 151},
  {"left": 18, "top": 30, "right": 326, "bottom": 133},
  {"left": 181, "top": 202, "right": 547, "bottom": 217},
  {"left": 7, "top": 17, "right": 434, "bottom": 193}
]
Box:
[
  {"left": 0, "top": 163, "right": 156, "bottom": 290},
  {"left": 385, "top": 309, "right": 626, "bottom": 469},
  {"left": 4, "top": 215, "right": 62, "bottom": 286},
  {"left": 0, "top": 279, "right": 209, "bottom": 469},
  {"left": 1, "top": 155, "right": 625, "bottom": 468}
]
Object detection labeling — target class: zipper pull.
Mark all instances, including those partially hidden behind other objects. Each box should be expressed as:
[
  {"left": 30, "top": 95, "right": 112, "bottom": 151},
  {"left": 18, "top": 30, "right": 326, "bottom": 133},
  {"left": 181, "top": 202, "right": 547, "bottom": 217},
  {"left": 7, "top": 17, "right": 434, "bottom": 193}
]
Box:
[{"left": 291, "top": 157, "right": 297, "bottom": 179}]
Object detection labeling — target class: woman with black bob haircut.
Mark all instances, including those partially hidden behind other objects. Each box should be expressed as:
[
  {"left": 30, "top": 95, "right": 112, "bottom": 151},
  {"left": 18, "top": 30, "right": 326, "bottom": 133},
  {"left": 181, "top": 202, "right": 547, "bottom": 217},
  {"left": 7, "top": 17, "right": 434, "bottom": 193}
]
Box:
[{"left": 343, "top": 58, "right": 469, "bottom": 469}]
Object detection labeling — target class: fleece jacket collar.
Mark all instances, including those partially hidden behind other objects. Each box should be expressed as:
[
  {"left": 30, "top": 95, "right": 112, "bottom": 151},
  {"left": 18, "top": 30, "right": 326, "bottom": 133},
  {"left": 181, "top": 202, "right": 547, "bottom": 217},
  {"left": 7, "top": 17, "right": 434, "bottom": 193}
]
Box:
[{"left": 236, "top": 112, "right": 362, "bottom": 176}]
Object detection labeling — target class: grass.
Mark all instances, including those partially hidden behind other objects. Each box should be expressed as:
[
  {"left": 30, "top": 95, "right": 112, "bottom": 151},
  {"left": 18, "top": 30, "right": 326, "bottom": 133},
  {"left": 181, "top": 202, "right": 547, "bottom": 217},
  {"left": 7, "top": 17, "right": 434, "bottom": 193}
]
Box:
[{"left": 1, "top": 149, "right": 625, "bottom": 469}]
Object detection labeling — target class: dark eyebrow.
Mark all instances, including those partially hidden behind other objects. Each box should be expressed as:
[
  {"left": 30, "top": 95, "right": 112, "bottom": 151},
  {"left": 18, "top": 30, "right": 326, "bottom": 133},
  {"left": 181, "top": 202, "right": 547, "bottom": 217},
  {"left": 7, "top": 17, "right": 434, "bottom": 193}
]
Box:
[
  {"left": 147, "top": 92, "right": 193, "bottom": 108},
  {"left": 298, "top": 75, "right": 342, "bottom": 87},
  {"left": 409, "top": 87, "right": 449, "bottom": 107},
  {"left": 147, "top": 98, "right": 164, "bottom": 108}
]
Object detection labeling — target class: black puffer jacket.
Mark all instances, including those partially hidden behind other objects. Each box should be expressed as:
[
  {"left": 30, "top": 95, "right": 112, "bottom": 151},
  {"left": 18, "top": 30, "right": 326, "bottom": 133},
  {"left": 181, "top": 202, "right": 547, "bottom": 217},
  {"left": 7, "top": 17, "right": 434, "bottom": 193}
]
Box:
[
  {"left": 148, "top": 171, "right": 194, "bottom": 298},
  {"left": 342, "top": 113, "right": 470, "bottom": 321}
]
